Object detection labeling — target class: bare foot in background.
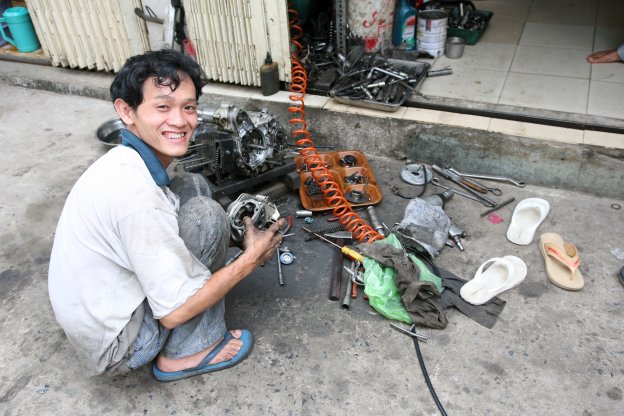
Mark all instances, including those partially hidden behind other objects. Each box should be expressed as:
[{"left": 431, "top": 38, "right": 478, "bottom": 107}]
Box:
[{"left": 587, "top": 49, "right": 621, "bottom": 63}]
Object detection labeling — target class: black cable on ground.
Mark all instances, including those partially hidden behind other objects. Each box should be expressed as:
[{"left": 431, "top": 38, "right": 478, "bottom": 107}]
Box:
[
  {"left": 411, "top": 326, "right": 448, "bottom": 416},
  {"left": 393, "top": 167, "right": 429, "bottom": 199}
]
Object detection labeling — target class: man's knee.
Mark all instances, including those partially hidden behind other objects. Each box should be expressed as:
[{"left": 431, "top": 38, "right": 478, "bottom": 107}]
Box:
[
  {"left": 170, "top": 173, "right": 213, "bottom": 206},
  {"left": 178, "top": 196, "right": 230, "bottom": 269}
]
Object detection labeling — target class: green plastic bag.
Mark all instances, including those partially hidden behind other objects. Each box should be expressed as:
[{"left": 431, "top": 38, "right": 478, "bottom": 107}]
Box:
[
  {"left": 361, "top": 234, "right": 442, "bottom": 324},
  {"left": 362, "top": 255, "right": 412, "bottom": 324}
]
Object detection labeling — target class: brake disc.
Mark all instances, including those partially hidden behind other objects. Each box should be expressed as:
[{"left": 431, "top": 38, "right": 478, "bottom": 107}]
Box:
[{"left": 401, "top": 164, "right": 432, "bottom": 186}]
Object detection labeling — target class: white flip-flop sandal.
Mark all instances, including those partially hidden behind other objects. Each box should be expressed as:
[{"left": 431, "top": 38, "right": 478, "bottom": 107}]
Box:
[
  {"left": 460, "top": 256, "right": 527, "bottom": 305},
  {"left": 506, "top": 198, "right": 550, "bottom": 245}
]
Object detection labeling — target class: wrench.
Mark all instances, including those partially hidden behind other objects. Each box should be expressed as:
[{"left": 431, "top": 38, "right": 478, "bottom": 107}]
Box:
[
  {"left": 430, "top": 178, "right": 487, "bottom": 205},
  {"left": 446, "top": 168, "right": 526, "bottom": 188},
  {"left": 446, "top": 167, "right": 503, "bottom": 196},
  {"left": 432, "top": 165, "right": 498, "bottom": 207}
]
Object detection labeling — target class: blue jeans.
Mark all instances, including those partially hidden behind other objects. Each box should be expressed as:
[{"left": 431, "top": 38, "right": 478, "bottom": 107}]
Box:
[{"left": 124, "top": 173, "right": 230, "bottom": 371}]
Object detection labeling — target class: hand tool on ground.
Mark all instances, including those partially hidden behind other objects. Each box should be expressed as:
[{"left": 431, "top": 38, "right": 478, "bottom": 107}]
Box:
[
  {"left": 366, "top": 205, "right": 386, "bottom": 236},
  {"left": 430, "top": 178, "right": 484, "bottom": 204},
  {"left": 448, "top": 223, "right": 466, "bottom": 251},
  {"left": 276, "top": 246, "right": 284, "bottom": 286},
  {"left": 445, "top": 168, "right": 526, "bottom": 188},
  {"left": 479, "top": 197, "right": 515, "bottom": 217},
  {"left": 302, "top": 228, "right": 364, "bottom": 263},
  {"left": 431, "top": 165, "right": 497, "bottom": 207},
  {"left": 329, "top": 237, "right": 344, "bottom": 301},
  {"left": 341, "top": 260, "right": 357, "bottom": 309},
  {"left": 390, "top": 323, "right": 428, "bottom": 340},
  {"left": 446, "top": 166, "right": 502, "bottom": 195},
  {"left": 276, "top": 215, "right": 292, "bottom": 286}
]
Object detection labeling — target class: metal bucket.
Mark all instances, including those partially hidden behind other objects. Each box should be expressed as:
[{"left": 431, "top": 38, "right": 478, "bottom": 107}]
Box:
[
  {"left": 416, "top": 10, "right": 448, "bottom": 57},
  {"left": 445, "top": 37, "right": 465, "bottom": 59}
]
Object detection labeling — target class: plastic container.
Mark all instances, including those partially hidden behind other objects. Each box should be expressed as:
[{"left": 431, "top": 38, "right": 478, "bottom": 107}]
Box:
[
  {"left": 445, "top": 36, "right": 465, "bottom": 59},
  {"left": 447, "top": 10, "right": 493, "bottom": 45},
  {"left": 0, "top": 0, "right": 11, "bottom": 47},
  {"left": 295, "top": 150, "right": 382, "bottom": 211},
  {"left": 260, "top": 52, "right": 279, "bottom": 96},
  {"left": 392, "top": 0, "right": 417, "bottom": 50},
  {"left": 416, "top": 10, "right": 448, "bottom": 57},
  {"left": 0, "top": 6, "right": 40, "bottom": 52}
]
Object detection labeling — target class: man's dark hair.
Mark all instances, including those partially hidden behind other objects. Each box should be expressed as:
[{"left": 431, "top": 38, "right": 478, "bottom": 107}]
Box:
[{"left": 110, "top": 49, "right": 209, "bottom": 109}]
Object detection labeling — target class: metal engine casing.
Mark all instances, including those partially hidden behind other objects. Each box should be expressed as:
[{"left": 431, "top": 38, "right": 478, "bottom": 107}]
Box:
[
  {"left": 226, "top": 193, "right": 281, "bottom": 243},
  {"left": 178, "top": 104, "right": 287, "bottom": 183}
]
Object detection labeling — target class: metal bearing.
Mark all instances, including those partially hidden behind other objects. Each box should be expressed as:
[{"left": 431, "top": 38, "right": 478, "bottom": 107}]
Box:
[{"left": 279, "top": 252, "right": 295, "bottom": 265}]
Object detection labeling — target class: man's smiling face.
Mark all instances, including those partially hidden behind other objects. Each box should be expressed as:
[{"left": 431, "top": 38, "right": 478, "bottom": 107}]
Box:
[{"left": 117, "top": 75, "right": 198, "bottom": 168}]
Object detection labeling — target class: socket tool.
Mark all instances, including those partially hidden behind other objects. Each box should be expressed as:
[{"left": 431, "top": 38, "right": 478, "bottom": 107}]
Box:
[
  {"left": 431, "top": 165, "right": 497, "bottom": 207},
  {"left": 302, "top": 228, "right": 364, "bottom": 263}
]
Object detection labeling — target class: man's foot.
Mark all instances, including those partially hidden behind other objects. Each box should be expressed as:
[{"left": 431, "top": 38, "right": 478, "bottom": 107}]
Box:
[
  {"left": 587, "top": 49, "right": 621, "bottom": 63},
  {"left": 156, "top": 329, "right": 243, "bottom": 372},
  {"left": 152, "top": 329, "right": 254, "bottom": 382}
]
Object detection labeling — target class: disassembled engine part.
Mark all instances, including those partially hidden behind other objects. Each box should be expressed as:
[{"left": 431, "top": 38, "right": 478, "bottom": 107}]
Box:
[
  {"left": 296, "top": 210, "right": 313, "bottom": 218},
  {"left": 279, "top": 252, "right": 296, "bottom": 265},
  {"left": 345, "top": 190, "right": 370, "bottom": 203},
  {"left": 178, "top": 104, "right": 287, "bottom": 183},
  {"left": 226, "top": 193, "right": 280, "bottom": 243},
  {"left": 401, "top": 164, "right": 432, "bottom": 186},
  {"left": 340, "top": 154, "right": 357, "bottom": 166}
]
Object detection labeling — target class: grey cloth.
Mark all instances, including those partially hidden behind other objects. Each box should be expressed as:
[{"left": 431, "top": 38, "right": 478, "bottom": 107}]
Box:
[
  {"left": 110, "top": 173, "right": 231, "bottom": 375},
  {"left": 436, "top": 267, "right": 506, "bottom": 330},
  {"left": 395, "top": 197, "right": 451, "bottom": 257},
  {"left": 358, "top": 243, "right": 446, "bottom": 329},
  {"left": 359, "top": 243, "right": 506, "bottom": 330}
]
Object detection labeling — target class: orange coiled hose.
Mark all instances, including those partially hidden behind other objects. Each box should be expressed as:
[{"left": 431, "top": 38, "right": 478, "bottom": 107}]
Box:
[{"left": 287, "top": 6, "right": 382, "bottom": 243}]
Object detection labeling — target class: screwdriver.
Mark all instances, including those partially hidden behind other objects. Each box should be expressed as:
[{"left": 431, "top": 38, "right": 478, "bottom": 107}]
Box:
[{"left": 302, "top": 227, "right": 365, "bottom": 262}]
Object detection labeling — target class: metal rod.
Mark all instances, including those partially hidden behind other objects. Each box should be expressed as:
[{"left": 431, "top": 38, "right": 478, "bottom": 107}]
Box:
[
  {"left": 303, "top": 227, "right": 342, "bottom": 249},
  {"left": 390, "top": 323, "right": 428, "bottom": 340}
]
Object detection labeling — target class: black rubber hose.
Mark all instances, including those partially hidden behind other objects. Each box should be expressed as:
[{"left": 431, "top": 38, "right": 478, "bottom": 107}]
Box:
[{"left": 411, "top": 327, "right": 448, "bottom": 416}]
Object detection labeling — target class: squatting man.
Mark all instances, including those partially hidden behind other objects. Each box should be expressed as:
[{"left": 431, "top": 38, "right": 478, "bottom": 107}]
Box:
[{"left": 48, "top": 49, "right": 284, "bottom": 381}]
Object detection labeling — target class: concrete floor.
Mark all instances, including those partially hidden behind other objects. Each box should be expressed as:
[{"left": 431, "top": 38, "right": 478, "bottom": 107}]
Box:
[{"left": 1, "top": 82, "right": 623, "bottom": 415}]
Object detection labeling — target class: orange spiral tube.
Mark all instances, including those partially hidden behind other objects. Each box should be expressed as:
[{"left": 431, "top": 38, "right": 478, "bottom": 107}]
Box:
[{"left": 287, "top": 6, "right": 382, "bottom": 243}]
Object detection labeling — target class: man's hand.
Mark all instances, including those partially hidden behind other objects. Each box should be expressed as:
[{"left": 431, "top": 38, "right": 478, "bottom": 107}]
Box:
[{"left": 241, "top": 216, "right": 285, "bottom": 265}]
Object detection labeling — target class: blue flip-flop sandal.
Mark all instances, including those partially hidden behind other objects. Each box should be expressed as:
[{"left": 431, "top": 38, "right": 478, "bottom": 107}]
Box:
[{"left": 153, "top": 329, "right": 253, "bottom": 382}]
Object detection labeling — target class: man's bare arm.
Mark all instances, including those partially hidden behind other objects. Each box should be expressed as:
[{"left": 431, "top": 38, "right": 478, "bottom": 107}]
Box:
[{"left": 160, "top": 216, "right": 284, "bottom": 329}]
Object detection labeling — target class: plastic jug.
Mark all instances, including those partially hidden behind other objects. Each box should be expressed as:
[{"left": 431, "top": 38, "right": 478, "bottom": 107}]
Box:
[
  {"left": 392, "top": 0, "right": 417, "bottom": 50},
  {"left": 0, "top": 7, "right": 40, "bottom": 53}
]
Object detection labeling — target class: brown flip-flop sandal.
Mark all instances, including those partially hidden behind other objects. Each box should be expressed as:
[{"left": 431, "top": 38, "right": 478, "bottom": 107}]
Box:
[{"left": 539, "top": 232, "right": 584, "bottom": 291}]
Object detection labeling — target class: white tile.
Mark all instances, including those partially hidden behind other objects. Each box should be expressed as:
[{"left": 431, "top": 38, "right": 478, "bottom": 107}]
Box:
[
  {"left": 583, "top": 130, "right": 624, "bottom": 149},
  {"left": 250, "top": 90, "right": 292, "bottom": 104},
  {"left": 479, "top": 18, "right": 525, "bottom": 45},
  {"left": 324, "top": 99, "right": 407, "bottom": 119},
  {"left": 403, "top": 108, "right": 491, "bottom": 130},
  {"left": 511, "top": 45, "right": 591, "bottom": 78},
  {"left": 519, "top": 22, "right": 594, "bottom": 50},
  {"left": 596, "top": 0, "right": 624, "bottom": 28},
  {"left": 590, "top": 62, "right": 624, "bottom": 83},
  {"left": 299, "top": 94, "right": 331, "bottom": 109},
  {"left": 587, "top": 81, "right": 624, "bottom": 119},
  {"left": 202, "top": 83, "right": 255, "bottom": 98},
  {"left": 592, "top": 26, "right": 624, "bottom": 51},
  {"left": 480, "top": 0, "right": 532, "bottom": 21},
  {"left": 527, "top": 1, "right": 597, "bottom": 26},
  {"left": 488, "top": 119, "right": 584, "bottom": 144},
  {"left": 419, "top": 65, "right": 508, "bottom": 104},
  {"left": 435, "top": 42, "right": 516, "bottom": 72},
  {"left": 499, "top": 73, "right": 589, "bottom": 114}
]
